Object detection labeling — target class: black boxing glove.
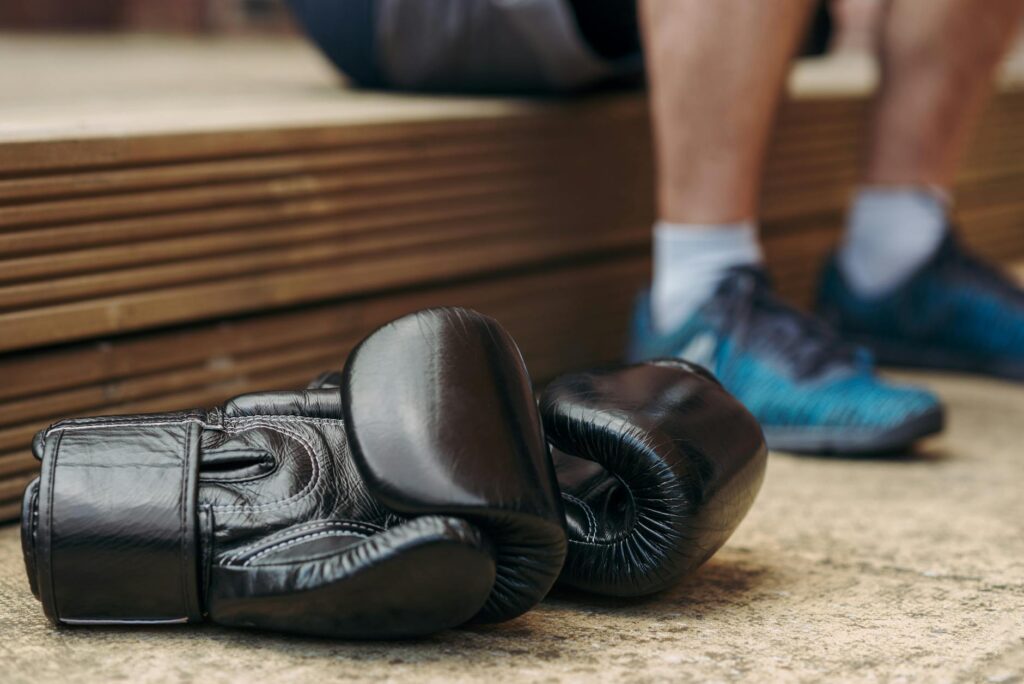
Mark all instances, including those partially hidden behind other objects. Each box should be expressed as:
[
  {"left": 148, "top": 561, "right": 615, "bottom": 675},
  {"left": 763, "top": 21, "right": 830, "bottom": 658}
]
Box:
[
  {"left": 310, "top": 356, "right": 766, "bottom": 598},
  {"left": 540, "top": 359, "right": 767, "bottom": 596},
  {"left": 21, "top": 308, "right": 566, "bottom": 638}
]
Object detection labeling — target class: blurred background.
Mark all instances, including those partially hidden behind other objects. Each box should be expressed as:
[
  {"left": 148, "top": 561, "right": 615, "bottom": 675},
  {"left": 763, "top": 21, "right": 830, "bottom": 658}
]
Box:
[
  {"left": 0, "top": 0, "right": 888, "bottom": 45},
  {"left": 0, "top": 0, "right": 296, "bottom": 34}
]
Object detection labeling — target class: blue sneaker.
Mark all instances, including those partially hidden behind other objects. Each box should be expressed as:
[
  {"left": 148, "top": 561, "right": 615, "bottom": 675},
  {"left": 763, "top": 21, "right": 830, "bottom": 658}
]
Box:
[
  {"left": 818, "top": 232, "right": 1024, "bottom": 381},
  {"left": 629, "top": 267, "right": 944, "bottom": 454}
]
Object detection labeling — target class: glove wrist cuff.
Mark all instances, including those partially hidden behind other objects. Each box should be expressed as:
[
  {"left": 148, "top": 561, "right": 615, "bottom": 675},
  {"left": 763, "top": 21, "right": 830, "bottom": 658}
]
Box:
[{"left": 25, "top": 413, "right": 206, "bottom": 625}]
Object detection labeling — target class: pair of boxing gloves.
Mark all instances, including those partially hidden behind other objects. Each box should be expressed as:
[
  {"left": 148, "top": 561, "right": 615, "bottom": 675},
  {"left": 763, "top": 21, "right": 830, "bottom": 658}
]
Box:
[{"left": 21, "top": 307, "right": 767, "bottom": 639}]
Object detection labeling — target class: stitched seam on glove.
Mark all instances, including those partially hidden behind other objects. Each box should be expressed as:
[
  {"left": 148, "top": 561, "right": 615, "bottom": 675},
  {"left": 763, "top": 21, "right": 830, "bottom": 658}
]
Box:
[
  {"left": 46, "top": 417, "right": 208, "bottom": 436},
  {"left": 566, "top": 537, "right": 633, "bottom": 548},
  {"left": 210, "top": 421, "right": 322, "bottom": 512},
  {"left": 43, "top": 429, "right": 64, "bottom": 621},
  {"left": 240, "top": 528, "right": 372, "bottom": 566},
  {"left": 178, "top": 423, "right": 192, "bottom": 619},
  {"left": 46, "top": 415, "right": 345, "bottom": 436},
  {"left": 45, "top": 416, "right": 333, "bottom": 513},
  {"left": 27, "top": 484, "right": 40, "bottom": 585},
  {"left": 219, "top": 520, "right": 385, "bottom": 566},
  {"left": 560, "top": 492, "right": 597, "bottom": 543}
]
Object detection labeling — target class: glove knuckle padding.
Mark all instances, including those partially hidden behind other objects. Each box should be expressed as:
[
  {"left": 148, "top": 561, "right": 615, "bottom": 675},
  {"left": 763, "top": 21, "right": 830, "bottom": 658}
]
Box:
[
  {"left": 341, "top": 307, "right": 567, "bottom": 623},
  {"left": 540, "top": 358, "right": 767, "bottom": 596}
]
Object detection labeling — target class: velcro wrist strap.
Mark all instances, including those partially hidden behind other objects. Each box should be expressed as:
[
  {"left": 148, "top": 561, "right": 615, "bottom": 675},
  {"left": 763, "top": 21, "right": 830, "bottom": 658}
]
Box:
[{"left": 34, "top": 413, "right": 205, "bottom": 625}]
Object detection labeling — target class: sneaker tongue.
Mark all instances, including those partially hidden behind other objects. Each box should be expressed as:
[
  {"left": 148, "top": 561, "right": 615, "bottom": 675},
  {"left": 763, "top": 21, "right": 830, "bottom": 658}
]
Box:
[
  {"left": 718, "top": 266, "right": 859, "bottom": 379},
  {"left": 721, "top": 265, "right": 772, "bottom": 292}
]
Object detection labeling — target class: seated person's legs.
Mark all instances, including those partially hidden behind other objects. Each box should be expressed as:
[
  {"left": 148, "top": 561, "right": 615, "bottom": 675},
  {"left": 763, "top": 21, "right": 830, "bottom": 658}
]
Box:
[
  {"left": 633, "top": 0, "right": 943, "bottom": 454},
  {"left": 818, "top": 0, "right": 1024, "bottom": 380},
  {"left": 288, "top": 0, "right": 961, "bottom": 454}
]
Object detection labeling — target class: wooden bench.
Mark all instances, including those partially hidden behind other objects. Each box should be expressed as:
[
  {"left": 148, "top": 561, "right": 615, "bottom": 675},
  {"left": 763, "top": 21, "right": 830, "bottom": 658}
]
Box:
[{"left": 1, "top": 35, "right": 1023, "bottom": 520}]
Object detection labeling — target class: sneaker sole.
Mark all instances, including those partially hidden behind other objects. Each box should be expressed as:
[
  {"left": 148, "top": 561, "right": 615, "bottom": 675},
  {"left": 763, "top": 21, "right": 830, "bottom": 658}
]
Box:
[{"left": 762, "top": 405, "right": 945, "bottom": 455}]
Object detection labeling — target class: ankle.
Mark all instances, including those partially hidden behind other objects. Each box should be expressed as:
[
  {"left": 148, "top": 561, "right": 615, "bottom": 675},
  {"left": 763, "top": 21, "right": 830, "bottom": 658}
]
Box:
[
  {"left": 651, "top": 220, "right": 762, "bottom": 334},
  {"left": 838, "top": 187, "right": 949, "bottom": 297}
]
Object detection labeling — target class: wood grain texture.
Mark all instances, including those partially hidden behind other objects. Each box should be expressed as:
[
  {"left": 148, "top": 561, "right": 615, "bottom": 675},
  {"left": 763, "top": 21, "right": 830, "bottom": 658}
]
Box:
[
  {"left": 1, "top": 37, "right": 1023, "bottom": 520},
  {"left": 0, "top": 257, "right": 649, "bottom": 487}
]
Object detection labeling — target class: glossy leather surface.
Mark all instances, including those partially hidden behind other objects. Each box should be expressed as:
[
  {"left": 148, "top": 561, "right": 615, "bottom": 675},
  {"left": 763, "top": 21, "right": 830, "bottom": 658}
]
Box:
[
  {"left": 29, "top": 414, "right": 205, "bottom": 625},
  {"left": 342, "top": 308, "right": 567, "bottom": 622},
  {"left": 23, "top": 401, "right": 495, "bottom": 638},
  {"left": 310, "top": 355, "right": 766, "bottom": 599},
  {"left": 541, "top": 359, "right": 768, "bottom": 596},
  {"left": 21, "top": 307, "right": 567, "bottom": 638}
]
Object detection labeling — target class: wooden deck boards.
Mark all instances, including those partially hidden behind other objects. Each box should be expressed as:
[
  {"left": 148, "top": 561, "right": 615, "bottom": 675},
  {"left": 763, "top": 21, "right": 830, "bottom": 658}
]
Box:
[{"left": 0, "top": 36, "right": 1022, "bottom": 520}]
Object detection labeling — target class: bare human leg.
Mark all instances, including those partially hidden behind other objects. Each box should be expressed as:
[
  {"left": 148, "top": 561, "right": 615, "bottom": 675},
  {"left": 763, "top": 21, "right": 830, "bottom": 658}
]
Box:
[
  {"left": 641, "top": 0, "right": 814, "bottom": 223},
  {"left": 632, "top": 0, "right": 944, "bottom": 455},
  {"left": 840, "top": 0, "right": 1024, "bottom": 296},
  {"left": 866, "top": 0, "right": 1024, "bottom": 187},
  {"left": 640, "top": 0, "right": 814, "bottom": 334},
  {"left": 823, "top": 0, "right": 1024, "bottom": 383}
]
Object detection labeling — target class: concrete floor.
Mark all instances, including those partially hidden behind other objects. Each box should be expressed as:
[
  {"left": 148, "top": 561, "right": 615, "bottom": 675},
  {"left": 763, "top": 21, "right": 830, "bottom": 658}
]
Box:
[{"left": 1, "top": 370, "right": 1022, "bottom": 683}]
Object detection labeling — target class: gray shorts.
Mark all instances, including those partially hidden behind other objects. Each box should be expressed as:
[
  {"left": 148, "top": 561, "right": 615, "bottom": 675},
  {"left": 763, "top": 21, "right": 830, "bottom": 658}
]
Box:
[{"left": 289, "top": 0, "right": 642, "bottom": 93}]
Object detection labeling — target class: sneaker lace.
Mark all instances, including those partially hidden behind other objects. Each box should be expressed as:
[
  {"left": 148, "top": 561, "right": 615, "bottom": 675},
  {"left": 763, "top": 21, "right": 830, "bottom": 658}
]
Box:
[{"left": 723, "top": 267, "right": 858, "bottom": 378}]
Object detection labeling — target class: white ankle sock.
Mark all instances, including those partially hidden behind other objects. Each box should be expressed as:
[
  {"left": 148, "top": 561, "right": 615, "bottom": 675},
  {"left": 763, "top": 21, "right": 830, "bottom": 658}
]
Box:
[
  {"left": 838, "top": 187, "right": 949, "bottom": 297},
  {"left": 651, "top": 220, "right": 763, "bottom": 334}
]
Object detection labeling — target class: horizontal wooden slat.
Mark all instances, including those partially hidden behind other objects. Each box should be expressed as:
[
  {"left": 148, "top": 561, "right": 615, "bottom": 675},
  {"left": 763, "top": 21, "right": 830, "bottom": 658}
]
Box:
[
  {"left": 0, "top": 473, "right": 35, "bottom": 502},
  {"left": 0, "top": 453, "right": 36, "bottom": 478},
  {"left": 0, "top": 59, "right": 1020, "bottom": 352},
  {"left": 0, "top": 207, "right": 564, "bottom": 308},
  {"left": 2, "top": 38, "right": 1023, "bottom": 523},
  {"left": 0, "top": 131, "right": 562, "bottom": 204},
  {"left": 0, "top": 256, "right": 649, "bottom": 493},
  {"left": 0, "top": 499, "right": 21, "bottom": 523}
]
